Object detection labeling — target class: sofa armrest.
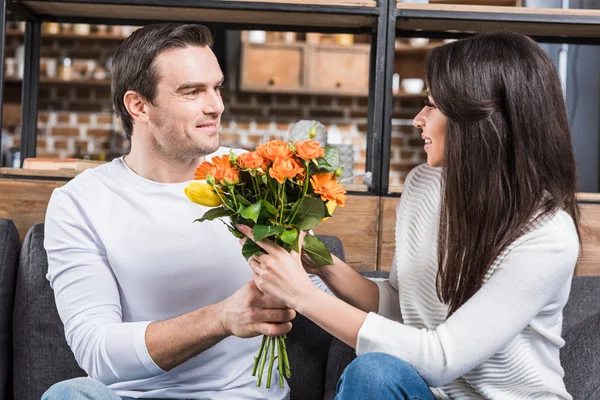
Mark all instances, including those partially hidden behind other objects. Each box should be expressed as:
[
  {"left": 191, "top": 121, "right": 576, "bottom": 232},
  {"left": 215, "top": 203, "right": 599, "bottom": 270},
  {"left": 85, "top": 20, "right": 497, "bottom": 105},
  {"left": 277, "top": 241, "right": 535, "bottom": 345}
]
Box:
[{"left": 0, "top": 218, "right": 20, "bottom": 400}]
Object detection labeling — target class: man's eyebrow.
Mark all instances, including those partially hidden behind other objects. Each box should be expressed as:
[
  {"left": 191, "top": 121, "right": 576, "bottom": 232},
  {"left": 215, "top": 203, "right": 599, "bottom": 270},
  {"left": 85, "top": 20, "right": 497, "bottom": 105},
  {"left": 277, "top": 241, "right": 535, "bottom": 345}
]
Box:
[{"left": 176, "top": 77, "right": 225, "bottom": 93}]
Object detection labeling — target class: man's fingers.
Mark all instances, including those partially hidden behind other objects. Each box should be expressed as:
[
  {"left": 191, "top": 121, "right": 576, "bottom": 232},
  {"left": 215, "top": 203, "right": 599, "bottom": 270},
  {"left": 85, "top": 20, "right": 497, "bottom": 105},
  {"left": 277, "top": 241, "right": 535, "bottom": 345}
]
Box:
[
  {"left": 257, "top": 308, "right": 296, "bottom": 323},
  {"left": 257, "top": 322, "right": 293, "bottom": 337}
]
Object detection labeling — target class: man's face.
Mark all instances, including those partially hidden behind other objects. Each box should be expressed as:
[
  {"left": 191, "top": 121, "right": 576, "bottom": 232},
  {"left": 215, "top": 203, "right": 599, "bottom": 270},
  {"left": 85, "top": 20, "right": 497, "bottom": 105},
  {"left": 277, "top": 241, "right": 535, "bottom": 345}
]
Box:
[{"left": 145, "top": 45, "right": 224, "bottom": 161}]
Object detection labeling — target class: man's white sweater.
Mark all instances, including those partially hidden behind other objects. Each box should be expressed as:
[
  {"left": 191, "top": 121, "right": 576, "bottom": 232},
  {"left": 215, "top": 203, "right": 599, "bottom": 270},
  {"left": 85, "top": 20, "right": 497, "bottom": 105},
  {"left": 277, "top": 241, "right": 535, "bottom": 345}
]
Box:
[{"left": 44, "top": 148, "right": 314, "bottom": 399}]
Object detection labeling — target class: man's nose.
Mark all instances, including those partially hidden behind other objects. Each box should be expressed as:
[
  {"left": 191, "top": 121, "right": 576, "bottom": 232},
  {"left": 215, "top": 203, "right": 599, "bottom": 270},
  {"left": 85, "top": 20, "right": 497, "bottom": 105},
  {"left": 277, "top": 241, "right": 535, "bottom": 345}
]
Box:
[{"left": 204, "top": 91, "right": 224, "bottom": 115}]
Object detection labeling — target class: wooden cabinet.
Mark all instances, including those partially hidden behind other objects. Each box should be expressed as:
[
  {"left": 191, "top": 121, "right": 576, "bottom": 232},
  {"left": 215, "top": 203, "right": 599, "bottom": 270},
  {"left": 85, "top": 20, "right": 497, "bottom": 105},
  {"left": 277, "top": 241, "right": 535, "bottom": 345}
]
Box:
[
  {"left": 241, "top": 43, "right": 305, "bottom": 91},
  {"left": 240, "top": 40, "right": 370, "bottom": 96},
  {"left": 308, "top": 44, "right": 370, "bottom": 95}
]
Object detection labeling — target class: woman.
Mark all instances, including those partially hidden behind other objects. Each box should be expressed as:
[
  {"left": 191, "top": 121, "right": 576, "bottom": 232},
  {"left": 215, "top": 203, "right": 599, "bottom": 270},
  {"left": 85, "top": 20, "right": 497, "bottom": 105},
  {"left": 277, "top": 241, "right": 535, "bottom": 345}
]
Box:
[{"left": 238, "top": 31, "right": 580, "bottom": 399}]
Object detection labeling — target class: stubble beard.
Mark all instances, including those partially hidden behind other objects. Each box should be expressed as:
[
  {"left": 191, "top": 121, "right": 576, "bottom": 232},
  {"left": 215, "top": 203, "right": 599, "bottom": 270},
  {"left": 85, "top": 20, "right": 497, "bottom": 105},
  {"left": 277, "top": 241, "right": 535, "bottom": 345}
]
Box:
[{"left": 153, "top": 122, "right": 220, "bottom": 163}]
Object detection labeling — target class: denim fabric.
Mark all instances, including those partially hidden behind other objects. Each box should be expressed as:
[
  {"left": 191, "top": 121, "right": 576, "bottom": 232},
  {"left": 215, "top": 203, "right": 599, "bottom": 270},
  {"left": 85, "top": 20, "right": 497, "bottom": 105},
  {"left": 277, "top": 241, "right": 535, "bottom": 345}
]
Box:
[
  {"left": 335, "top": 352, "right": 435, "bottom": 400},
  {"left": 42, "top": 377, "right": 130, "bottom": 400}
]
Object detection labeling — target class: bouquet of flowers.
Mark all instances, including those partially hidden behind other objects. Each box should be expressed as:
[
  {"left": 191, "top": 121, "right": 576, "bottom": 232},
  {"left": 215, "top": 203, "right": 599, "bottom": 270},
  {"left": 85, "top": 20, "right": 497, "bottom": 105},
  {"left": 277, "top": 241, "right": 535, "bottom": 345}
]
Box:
[{"left": 184, "top": 128, "right": 346, "bottom": 388}]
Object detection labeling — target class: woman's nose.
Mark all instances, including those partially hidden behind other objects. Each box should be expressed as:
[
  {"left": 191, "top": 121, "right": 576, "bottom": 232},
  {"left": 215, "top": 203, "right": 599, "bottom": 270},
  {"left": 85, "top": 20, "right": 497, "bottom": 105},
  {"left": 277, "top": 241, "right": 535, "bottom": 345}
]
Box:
[{"left": 413, "top": 110, "right": 425, "bottom": 129}]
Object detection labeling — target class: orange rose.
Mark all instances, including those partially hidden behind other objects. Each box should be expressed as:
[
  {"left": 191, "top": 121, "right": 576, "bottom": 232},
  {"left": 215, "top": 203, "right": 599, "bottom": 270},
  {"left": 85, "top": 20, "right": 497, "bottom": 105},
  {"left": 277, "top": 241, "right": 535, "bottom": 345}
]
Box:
[
  {"left": 194, "top": 160, "right": 214, "bottom": 181},
  {"left": 193, "top": 155, "right": 239, "bottom": 184},
  {"left": 293, "top": 158, "right": 306, "bottom": 182},
  {"left": 294, "top": 140, "right": 325, "bottom": 160},
  {"left": 269, "top": 158, "right": 304, "bottom": 184},
  {"left": 221, "top": 168, "right": 239, "bottom": 185},
  {"left": 256, "top": 140, "right": 293, "bottom": 162},
  {"left": 310, "top": 173, "right": 346, "bottom": 207},
  {"left": 237, "top": 151, "right": 265, "bottom": 170}
]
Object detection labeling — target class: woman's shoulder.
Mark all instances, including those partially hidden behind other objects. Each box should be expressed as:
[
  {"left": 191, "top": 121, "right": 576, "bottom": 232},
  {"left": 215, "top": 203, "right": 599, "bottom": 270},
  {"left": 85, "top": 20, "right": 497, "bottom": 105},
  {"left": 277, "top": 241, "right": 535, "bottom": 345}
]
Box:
[
  {"left": 401, "top": 164, "right": 443, "bottom": 200},
  {"left": 528, "top": 209, "right": 579, "bottom": 248}
]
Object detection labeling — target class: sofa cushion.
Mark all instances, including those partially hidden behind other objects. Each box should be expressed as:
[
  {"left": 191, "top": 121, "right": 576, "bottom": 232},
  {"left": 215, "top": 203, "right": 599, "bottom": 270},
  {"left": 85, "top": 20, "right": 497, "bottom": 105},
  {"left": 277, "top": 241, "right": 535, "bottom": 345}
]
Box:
[
  {"left": 563, "top": 275, "right": 600, "bottom": 334},
  {"left": 13, "top": 223, "right": 85, "bottom": 400},
  {"left": 561, "top": 310, "right": 600, "bottom": 399},
  {"left": 0, "top": 218, "right": 20, "bottom": 400}
]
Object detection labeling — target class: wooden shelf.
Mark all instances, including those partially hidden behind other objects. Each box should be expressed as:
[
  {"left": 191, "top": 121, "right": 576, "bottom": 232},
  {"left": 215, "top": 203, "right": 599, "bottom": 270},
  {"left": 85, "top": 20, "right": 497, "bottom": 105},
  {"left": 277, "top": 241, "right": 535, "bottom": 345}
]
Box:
[
  {"left": 396, "top": 4, "right": 600, "bottom": 39},
  {"left": 393, "top": 91, "right": 427, "bottom": 98},
  {"left": 21, "top": 1, "right": 378, "bottom": 29},
  {"left": 4, "top": 77, "right": 111, "bottom": 86},
  {"left": 429, "top": 0, "right": 520, "bottom": 5},
  {"left": 394, "top": 42, "right": 440, "bottom": 54},
  {"left": 5, "top": 28, "right": 128, "bottom": 40}
]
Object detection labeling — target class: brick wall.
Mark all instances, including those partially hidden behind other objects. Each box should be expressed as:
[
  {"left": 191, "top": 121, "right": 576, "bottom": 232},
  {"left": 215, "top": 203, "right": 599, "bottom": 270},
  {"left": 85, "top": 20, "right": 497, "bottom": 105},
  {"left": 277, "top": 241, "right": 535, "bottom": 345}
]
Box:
[{"left": 3, "top": 30, "right": 427, "bottom": 185}]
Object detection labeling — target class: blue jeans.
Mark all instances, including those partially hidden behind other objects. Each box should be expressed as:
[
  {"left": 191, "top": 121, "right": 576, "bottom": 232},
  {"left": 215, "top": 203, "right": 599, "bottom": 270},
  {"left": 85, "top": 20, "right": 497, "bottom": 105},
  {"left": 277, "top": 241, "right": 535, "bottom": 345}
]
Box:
[
  {"left": 42, "top": 377, "right": 161, "bottom": 400},
  {"left": 335, "top": 352, "right": 435, "bottom": 400}
]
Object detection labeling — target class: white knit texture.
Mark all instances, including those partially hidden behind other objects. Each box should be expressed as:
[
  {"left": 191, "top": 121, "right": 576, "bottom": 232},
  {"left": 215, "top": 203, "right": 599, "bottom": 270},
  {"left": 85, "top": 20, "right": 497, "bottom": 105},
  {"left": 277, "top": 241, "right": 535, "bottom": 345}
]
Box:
[{"left": 357, "top": 164, "right": 579, "bottom": 400}]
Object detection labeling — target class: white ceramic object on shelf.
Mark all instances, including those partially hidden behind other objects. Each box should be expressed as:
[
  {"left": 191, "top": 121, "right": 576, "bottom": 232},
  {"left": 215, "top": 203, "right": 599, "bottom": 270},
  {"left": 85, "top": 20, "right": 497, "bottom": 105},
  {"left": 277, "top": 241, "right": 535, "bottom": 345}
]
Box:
[
  {"left": 248, "top": 30, "right": 267, "bottom": 43},
  {"left": 409, "top": 37, "right": 429, "bottom": 47},
  {"left": 401, "top": 78, "right": 424, "bottom": 94}
]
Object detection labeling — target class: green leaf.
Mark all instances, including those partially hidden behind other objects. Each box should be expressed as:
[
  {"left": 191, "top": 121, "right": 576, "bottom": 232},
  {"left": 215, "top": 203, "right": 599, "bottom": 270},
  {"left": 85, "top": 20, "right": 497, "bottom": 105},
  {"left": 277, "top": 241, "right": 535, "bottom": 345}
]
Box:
[
  {"left": 261, "top": 200, "right": 277, "bottom": 217},
  {"left": 316, "top": 147, "right": 340, "bottom": 172},
  {"left": 223, "top": 221, "right": 245, "bottom": 239},
  {"left": 280, "top": 228, "right": 299, "bottom": 246},
  {"left": 240, "top": 201, "right": 262, "bottom": 223},
  {"left": 253, "top": 225, "right": 285, "bottom": 241},
  {"left": 236, "top": 195, "right": 251, "bottom": 206},
  {"left": 195, "top": 207, "right": 234, "bottom": 223},
  {"left": 292, "top": 197, "right": 325, "bottom": 231},
  {"left": 303, "top": 235, "right": 333, "bottom": 267},
  {"left": 242, "top": 240, "right": 265, "bottom": 260}
]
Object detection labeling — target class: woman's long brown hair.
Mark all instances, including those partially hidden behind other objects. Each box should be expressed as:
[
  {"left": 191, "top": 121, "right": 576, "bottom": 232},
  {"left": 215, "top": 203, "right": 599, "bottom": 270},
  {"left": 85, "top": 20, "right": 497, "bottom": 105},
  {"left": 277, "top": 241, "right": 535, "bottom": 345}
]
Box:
[{"left": 424, "top": 32, "right": 580, "bottom": 316}]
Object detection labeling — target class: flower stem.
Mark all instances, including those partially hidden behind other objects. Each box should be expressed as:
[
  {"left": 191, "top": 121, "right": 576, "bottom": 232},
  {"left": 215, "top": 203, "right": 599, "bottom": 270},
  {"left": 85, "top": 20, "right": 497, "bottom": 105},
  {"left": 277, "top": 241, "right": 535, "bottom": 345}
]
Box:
[
  {"left": 229, "top": 186, "right": 239, "bottom": 210},
  {"left": 257, "top": 334, "right": 271, "bottom": 387},
  {"left": 281, "top": 336, "right": 291, "bottom": 378},
  {"left": 252, "top": 335, "right": 267, "bottom": 377},
  {"left": 287, "top": 160, "right": 310, "bottom": 226},
  {"left": 251, "top": 175, "right": 260, "bottom": 202},
  {"left": 267, "top": 337, "right": 276, "bottom": 388},
  {"left": 278, "top": 183, "right": 284, "bottom": 225},
  {"left": 213, "top": 187, "right": 236, "bottom": 212},
  {"left": 277, "top": 336, "right": 285, "bottom": 388}
]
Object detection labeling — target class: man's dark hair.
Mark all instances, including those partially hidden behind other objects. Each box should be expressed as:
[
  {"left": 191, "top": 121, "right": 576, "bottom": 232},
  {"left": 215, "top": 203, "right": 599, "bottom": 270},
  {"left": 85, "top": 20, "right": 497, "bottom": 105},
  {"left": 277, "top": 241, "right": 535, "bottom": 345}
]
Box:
[{"left": 111, "top": 23, "right": 213, "bottom": 140}]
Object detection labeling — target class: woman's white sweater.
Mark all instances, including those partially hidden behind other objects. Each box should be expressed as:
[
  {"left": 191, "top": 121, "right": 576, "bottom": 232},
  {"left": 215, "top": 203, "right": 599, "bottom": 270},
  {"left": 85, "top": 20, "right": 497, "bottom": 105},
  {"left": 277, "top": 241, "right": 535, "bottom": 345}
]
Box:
[{"left": 356, "top": 164, "right": 579, "bottom": 399}]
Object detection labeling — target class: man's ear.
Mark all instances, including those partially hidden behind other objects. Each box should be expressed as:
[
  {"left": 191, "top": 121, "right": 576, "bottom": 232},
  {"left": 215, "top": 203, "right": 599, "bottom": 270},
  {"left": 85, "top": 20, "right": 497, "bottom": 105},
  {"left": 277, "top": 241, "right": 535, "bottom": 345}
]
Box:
[{"left": 123, "top": 90, "right": 150, "bottom": 124}]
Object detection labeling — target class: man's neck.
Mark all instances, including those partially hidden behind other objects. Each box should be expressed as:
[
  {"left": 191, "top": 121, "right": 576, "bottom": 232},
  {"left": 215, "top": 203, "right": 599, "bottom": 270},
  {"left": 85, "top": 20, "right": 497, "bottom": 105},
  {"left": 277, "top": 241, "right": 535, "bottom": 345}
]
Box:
[{"left": 124, "top": 148, "right": 204, "bottom": 184}]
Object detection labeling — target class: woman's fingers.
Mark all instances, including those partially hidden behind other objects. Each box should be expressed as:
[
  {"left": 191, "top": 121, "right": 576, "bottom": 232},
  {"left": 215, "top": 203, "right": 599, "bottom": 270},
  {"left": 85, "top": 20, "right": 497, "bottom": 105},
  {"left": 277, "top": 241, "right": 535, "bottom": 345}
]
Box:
[{"left": 236, "top": 224, "right": 282, "bottom": 254}]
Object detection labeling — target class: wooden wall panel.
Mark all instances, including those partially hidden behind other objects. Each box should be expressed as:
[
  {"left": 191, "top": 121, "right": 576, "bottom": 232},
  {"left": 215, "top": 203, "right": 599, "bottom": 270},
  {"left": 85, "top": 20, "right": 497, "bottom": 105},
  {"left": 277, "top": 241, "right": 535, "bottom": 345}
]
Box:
[
  {"left": 2, "top": 175, "right": 600, "bottom": 276},
  {"left": 376, "top": 197, "right": 600, "bottom": 276},
  {"left": 0, "top": 178, "right": 65, "bottom": 241},
  {"left": 313, "top": 195, "right": 380, "bottom": 271},
  {"left": 378, "top": 197, "right": 400, "bottom": 272},
  {"left": 576, "top": 203, "right": 600, "bottom": 276}
]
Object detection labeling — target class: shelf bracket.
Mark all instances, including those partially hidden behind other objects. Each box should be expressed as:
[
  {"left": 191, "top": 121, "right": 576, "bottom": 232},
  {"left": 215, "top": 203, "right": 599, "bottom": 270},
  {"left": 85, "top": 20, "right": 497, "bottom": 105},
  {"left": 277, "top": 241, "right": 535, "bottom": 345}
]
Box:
[
  {"left": 7, "top": 1, "right": 39, "bottom": 21},
  {"left": 19, "top": 20, "right": 41, "bottom": 165}
]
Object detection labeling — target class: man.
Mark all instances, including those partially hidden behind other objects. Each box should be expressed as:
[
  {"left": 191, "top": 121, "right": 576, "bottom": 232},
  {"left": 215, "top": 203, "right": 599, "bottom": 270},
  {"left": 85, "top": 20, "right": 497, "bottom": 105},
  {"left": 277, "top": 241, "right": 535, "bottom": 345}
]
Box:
[{"left": 42, "top": 23, "right": 317, "bottom": 399}]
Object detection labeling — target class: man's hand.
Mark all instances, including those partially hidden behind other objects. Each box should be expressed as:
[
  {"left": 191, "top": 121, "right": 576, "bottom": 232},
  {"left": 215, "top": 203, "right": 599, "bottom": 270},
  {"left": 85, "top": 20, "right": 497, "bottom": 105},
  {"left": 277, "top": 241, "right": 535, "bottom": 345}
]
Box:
[{"left": 220, "top": 280, "right": 296, "bottom": 338}]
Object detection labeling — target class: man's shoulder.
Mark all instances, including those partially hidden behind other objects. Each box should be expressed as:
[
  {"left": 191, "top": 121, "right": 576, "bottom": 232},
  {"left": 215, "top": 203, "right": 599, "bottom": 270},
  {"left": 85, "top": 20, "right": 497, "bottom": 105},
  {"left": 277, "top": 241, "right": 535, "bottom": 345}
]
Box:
[{"left": 52, "top": 158, "right": 122, "bottom": 202}]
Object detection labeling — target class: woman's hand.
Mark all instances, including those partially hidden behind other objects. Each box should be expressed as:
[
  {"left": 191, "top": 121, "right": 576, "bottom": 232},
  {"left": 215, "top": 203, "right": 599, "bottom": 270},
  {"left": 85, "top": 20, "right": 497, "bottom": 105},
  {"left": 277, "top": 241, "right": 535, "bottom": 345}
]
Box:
[{"left": 237, "top": 224, "right": 319, "bottom": 310}]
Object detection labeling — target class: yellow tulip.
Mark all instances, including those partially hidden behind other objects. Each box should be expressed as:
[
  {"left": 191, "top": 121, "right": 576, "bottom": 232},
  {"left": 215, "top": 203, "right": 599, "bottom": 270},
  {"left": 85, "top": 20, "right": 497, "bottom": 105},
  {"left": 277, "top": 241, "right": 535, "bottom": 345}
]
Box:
[
  {"left": 184, "top": 182, "right": 222, "bottom": 207},
  {"left": 323, "top": 200, "right": 337, "bottom": 221}
]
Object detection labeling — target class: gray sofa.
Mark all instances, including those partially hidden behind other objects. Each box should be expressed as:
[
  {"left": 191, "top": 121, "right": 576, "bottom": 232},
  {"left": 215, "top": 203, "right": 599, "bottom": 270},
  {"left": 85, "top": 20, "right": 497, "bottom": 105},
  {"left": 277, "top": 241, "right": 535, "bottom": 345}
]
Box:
[{"left": 1, "top": 218, "right": 599, "bottom": 400}]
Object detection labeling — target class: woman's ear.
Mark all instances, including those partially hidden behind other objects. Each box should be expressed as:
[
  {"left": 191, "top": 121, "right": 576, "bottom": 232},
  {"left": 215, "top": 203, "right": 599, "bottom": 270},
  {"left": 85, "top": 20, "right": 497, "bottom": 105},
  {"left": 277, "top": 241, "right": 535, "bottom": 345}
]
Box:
[{"left": 123, "top": 90, "right": 149, "bottom": 124}]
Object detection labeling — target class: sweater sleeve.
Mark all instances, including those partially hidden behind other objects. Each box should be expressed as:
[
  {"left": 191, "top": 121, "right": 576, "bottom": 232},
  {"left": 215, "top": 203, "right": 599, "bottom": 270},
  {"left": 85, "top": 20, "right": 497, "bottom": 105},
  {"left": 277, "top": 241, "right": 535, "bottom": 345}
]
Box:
[
  {"left": 44, "top": 188, "right": 165, "bottom": 385},
  {"left": 356, "top": 214, "right": 578, "bottom": 387},
  {"left": 373, "top": 252, "right": 402, "bottom": 322}
]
